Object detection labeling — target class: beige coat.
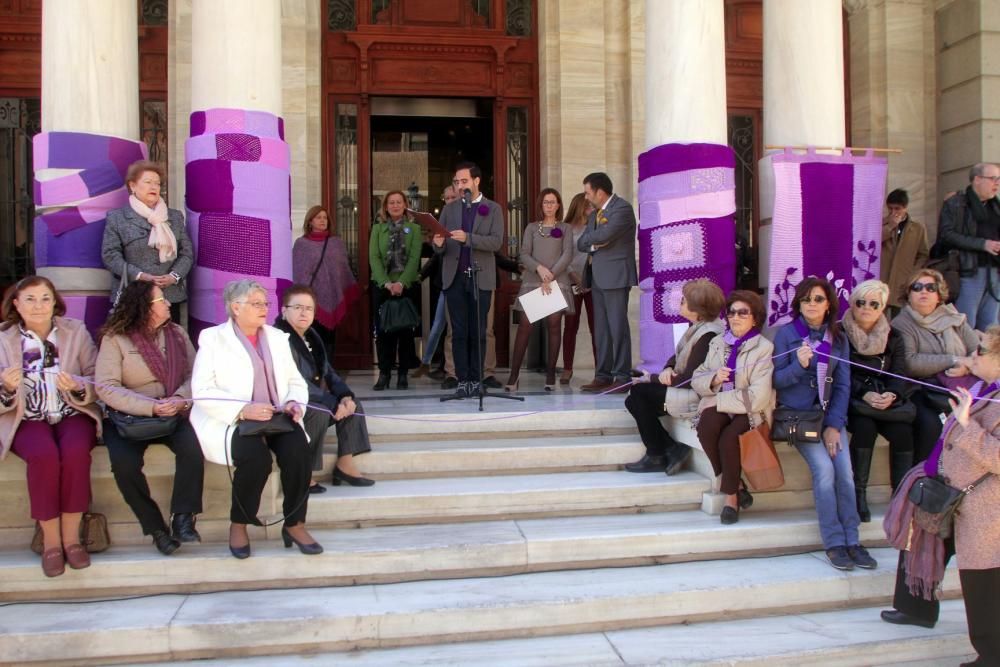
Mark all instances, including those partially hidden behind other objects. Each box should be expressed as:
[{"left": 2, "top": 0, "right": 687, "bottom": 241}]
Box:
[
  {"left": 891, "top": 304, "right": 979, "bottom": 379},
  {"left": 95, "top": 326, "right": 196, "bottom": 417},
  {"left": 691, "top": 334, "right": 775, "bottom": 423},
  {"left": 0, "top": 317, "right": 102, "bottom": 458},
  {"left": 881, "top": 215, "right": 929, "bottom": 308},
  {"left": 941, "top": 387, "right": 1000, "bottom": 570}
]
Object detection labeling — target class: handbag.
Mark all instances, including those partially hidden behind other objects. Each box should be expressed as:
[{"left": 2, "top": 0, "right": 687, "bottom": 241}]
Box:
[
  {"left": 107, "top": 408, "right": 180, "bottom": 441},
  {"left": 848, "top": 397, "right": 917, "bottom": 423},
  {"left": 30, "top": 512, "right": 111, "bottom": 554},
  {"left": 737, "top": 391, "right": 784, "bottom": 492},
  {"left": 771, "top": 408, "right": 825, "bottom": 445},
  {"left": 907, "top": 472, "right": 992, "bottom": 539},
  {"left": 378, "top": 296, "right": 420, "bottom": 334},
  {"left": 236, "top": 412, "right": 297, "bottom": 437}
]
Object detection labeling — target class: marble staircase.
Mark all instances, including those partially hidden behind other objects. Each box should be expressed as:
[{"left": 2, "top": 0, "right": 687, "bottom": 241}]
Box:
[{"left": 0, "top": 377, "right": 971, "bottom": 665}]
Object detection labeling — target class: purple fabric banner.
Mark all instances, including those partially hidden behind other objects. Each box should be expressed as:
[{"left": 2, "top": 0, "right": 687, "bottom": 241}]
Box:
[{"left": 637, "top": 142, "right": 737, "bottom": 372}]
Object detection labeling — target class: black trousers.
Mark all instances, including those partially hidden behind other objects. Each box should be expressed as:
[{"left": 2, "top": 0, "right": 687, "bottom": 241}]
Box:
[
  {"left": 624, "top": 383, "right": 683, "bottom": 458},
  {"left": 960, "top": 566, "right": 1000, "bottom": 665},
  {"left": 229, "top": 427, "right": 311, "bottom": 527},
  {"left": 891, "top": 540, "right": 955, "bottom": 624},
  {"left": 445, "top": 273, "right": 491, "bottom": 383},
  {"left": 846, "top": 414, "right": 914, "bottom": 454},
  {"left": 911, "top": 391, "right": 946, "bottom": 463},
  {"left": 373, "top": 287, "right": 419, "bottom": 374},
  {"left": 103, "top": 417, "right": 205, "bottom": 536},
  {"left": 302, "top": 400, "right": 372, "bottom": 472}
]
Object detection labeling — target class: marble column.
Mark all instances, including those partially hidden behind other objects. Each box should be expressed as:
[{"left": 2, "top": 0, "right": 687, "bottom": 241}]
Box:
[
  {"left": 637, "top": 0, "right": 735, "bottom": 372},
  {"left": 34, "top": 0, "right": 143, "bottom": 332},
  {"left": 186, "top": 0, "right": 291, "bottom": 332}
]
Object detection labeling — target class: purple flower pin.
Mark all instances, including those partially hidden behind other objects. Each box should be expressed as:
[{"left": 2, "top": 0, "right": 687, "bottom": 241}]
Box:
[
  {"left": 550, "top": 227, "right": 563, "bottom": 239},
  {"left": 477, "top": 204, "right": 490, "bottom": 216}
]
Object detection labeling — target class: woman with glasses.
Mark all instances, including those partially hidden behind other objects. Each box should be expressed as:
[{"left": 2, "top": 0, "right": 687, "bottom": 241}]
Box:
[
  {"left": 506, "top": 188, "right": 574, "bottom": 391},
  {"left": 842, "top": 280, "right": 915, "bottom": 523},
  {"left": 891, "top": 268, "right": 979, "bottom": 464},
  {"left": 190, "top": 279, "right": 320, "bottom": 559},
  {"left": 691, "top": 290, "right": 773, "bottom": 524},
  {"left": 0, "top": 277, "right": 102, "bottom": 577},
  {"left": 773, "top": 277, "right": 876, "bottom": 571},
  {"left": 274, "top": 285, "right": 374, "bottom": 492}
]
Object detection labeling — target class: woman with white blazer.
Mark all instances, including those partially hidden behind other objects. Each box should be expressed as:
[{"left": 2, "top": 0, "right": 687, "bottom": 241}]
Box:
[{"left": 190, "top": 279, "right": 321, "bottom": 559}]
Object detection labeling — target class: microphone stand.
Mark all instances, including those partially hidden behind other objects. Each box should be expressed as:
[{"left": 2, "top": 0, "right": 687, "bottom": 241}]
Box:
[{"left": 441, "top": 260, "right": 524, "bottom": 411}]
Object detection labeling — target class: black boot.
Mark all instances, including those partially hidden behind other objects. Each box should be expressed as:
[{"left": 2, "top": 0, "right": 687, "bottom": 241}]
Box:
[
  {"left": 396, "top": 371, "right": 408, "bottom": 390},
  {"left": 171, "top": 513, "right": 201, "bottom": 543},
  {"left": 152, "top": 530, "right": 180, "bottom": 556},
  {"left": 889, "top": 449, "right": 914, "bottom": 493},
  {"left": 852, "top": 447, "right": 873, "bottom": 523},
  {"left": 373, "top": 372, "right": 390, "bottom": 391}
]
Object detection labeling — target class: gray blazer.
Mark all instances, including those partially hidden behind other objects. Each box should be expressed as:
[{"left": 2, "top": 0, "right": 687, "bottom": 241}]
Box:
[
  {"left": 577, "top": 193, "right": 638, "bottom": 290},
  {"left": 434, "top": 198, "right": 504, "bottom": 290},
  {"left": 101, "top": 205, "right": 194, "bottom": 304}
]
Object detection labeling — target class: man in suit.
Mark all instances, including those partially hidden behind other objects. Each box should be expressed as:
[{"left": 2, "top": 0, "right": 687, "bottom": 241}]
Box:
[
  {"left": 433, "top": 162, "right": 504, "bottom": 398},
  {"left": 577, "top": 172, "right": 637, "bottom": 393}
]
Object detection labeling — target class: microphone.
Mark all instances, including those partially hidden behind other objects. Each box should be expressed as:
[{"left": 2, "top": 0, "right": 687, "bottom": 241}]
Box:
[{"left": 462, "top": 188, "right": 472, "bottom": 209}]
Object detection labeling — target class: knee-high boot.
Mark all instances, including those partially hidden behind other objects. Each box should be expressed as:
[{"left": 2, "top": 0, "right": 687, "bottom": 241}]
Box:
[
  {"left": 890, "top": 449, "right": 914, "bottom": 493},
  {"left": 852, "top": 446, "right": 874, "bottom": 523}
]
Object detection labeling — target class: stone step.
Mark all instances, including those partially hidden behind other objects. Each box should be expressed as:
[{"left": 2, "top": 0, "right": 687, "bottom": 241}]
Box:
[
  {"left": 0, "top": 506, "right": 890, "bottom": 602},
  {"left": 0, "top": 548, "right": 962, "bottom": 665},
  {"left": 121, "top": 600, "right": 974, "bottom": 666}
]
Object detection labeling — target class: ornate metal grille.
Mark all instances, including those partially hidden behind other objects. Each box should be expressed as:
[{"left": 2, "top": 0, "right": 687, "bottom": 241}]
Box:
[
  {"left": 334, "top": 104, "right": 360, "bottom": 274},
  {"left": 329, "top": 0, "right": 357, "bottom": 31},
  {"left": 727, "top": 114, "right": 757, "bottom": 287},
  {"left": 371, "top": 0, "right": 390, "bottom": 23},
  {"left": 506, "top": 106, "right": 529, "bottom": 265},
  {"left": 140, "top": 0, "right": 168, "bottom": 26},
  {"left": 141, "top": 99, "right": 168, "bottom": 195},
  {"left": 0, "top": 98, "right": 40, "bottom": 283},
  {"left": 506, "top": 0, "right": 531, "bottom": 36}
]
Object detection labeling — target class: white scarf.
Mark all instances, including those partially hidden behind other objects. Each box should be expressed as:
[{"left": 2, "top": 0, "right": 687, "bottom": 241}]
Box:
[{"left": 129, "top": 194, "right": 177, "bottom": 263}]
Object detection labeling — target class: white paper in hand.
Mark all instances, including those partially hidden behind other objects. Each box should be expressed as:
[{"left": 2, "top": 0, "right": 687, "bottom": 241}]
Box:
[{"left": 518, "top": 285, "right": 568, "bottom": 323}]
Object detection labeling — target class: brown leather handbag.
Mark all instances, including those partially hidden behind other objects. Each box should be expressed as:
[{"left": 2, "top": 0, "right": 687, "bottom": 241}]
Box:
[
  {"left": 737, "top": 390, "right": 785, "bottom": 492},
  {"left": 30, "top": 512, "right": 111, "bottom": 554}
]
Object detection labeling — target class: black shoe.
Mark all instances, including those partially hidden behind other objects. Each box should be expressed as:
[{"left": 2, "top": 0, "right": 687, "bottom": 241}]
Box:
[
  {"left": 738, "top": 487, "right": 754, "bottom": 510},
  {"left": 664, "top": 446, "right": 693, "bottom": 476},
  {"left": 847, "top": 544, "right": 877, "bottom": 569},
  {"left": 332, "top": 467, "right": 375, "bottom": 487},
  {"left": 281, "top": 526, "right": 323, "bottom": 555},
  {"left": 397, "top": 372, "right": 409, "bottom": 390},
  {"left": 441, "top": 376, "right": 458, "bottom": 390},
  {"left": 624, "top": 454, "right": 667, "bottom": 473},
  {"left": 373, "top": 373, "right": 390, "bottom": 391},
  {"left": 826, "top": 546, "right": 855, "bottom": 570},
  {"left": 429, "top": 368, "right": 446, "bottom": 381},
  {"left": 170, "top": 513, "right": 201, "bottom": 543},
  {"left": 308, "top": 483, "right": 327, "bottom": 494},
  {"left": 880, "top": 609, "right": 935, "bottom": 629},
  {"left": 483, "top": 375, "right": 502, "bottom": 389},
  {"left": 720, "top": 506, "right": 739, "bottom": 525},
  {"left": 152, "top": 529, "right": 180, "bottom": 556},
  {"left": 468, "top": 381, "right": 481, "bottom": 397}
]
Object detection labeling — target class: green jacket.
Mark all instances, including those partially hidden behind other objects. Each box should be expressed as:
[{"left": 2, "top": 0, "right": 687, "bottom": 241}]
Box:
[{"left": 369, "top": 218, "right": 422, "bottom": 287}]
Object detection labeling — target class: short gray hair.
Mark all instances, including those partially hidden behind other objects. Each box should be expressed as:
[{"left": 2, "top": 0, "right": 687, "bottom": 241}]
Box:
[
  {"left": 849, "top": 279, "right": 890, "bottom": 307},
  {"left": 969, "top": 162, "right": 997, "bottom": 182},
  {"left": 223, "top": 279, "right": 267, "bottom": 319}
]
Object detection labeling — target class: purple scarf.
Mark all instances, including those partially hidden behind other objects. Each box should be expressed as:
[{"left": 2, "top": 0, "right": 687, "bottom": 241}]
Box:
[
  {"left": 924, "top": 380, "right": 999, "bottom": 476},
  {"left": 883, "top": 465, "right": 944, "bottom": 601},
  {"left": 793, "top": 317, "right": 833, "bottom": 406},
  {"left": 130, "top": 323, "right": 188, "bottom": 396},
  {"left": 232, "top": 321, "right": 279, "bottom": 406},
  {"left": 721, "top": 327, "right": 759, "bottom": 392}
]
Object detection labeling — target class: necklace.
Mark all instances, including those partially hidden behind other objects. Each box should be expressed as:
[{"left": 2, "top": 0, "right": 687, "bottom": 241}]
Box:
[{"left": 536, "top": 222, "right": 559, "bottom": 238}]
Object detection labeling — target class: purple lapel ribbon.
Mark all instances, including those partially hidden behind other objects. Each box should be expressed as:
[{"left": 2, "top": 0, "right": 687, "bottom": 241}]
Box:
[
  {"left": 792, "top": 317, "right": 833, "bottom": 406},
  {"left": 924, "top": 380, "right": 999, "bottom": 476},
  {"left": 721, "top": 327, "right": 759, "bottom": 392}
]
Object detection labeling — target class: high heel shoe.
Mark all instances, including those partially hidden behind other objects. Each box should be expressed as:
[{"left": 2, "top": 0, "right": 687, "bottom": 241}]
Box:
[
  {"left": 373, "top": 373, "right": 390, "bottom": 391},
  {"left": 228, "top": 525, "right": 251, "bottom": 560},
  {"left": 504, "top": 377, "right": 519, "bottom": 393},
  {"left": 559, "top": 369, "right": 573, "bottom": 385},
  {"left": 544, "top": 371, "right": 556, "bottom": 391},
  {"left": 281, "top": 526, "right": 323, "bottom": 555},
  {"left": 332, "top": 467, "right": 375, "bottom": 487}
]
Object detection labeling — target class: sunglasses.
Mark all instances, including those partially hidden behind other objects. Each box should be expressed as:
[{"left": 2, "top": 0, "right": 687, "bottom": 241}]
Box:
[
  {"left": 977, "top": 344, "right": 992, "bottom": 357},
  {"left": 910, "top": 282, "right": 939, "bottom": 293},
  {"left": 727, "top": 307, "right": 751, "bottom": 318},
  {"left": 800, "top": 295, "right": 828, "bottom": 304},
  {"left": 854, "top": 299, "right": 882, "bottom": 310}
]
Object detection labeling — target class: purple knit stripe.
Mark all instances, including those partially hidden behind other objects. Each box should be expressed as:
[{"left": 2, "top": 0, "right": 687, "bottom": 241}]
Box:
[
  {"left": 190, "top": 111, "right": 207, "bottom": 137},
  {"left": 801, "top": 161, "right": 853, "bottom": 312},
  {"left": 639, "top": 215, "right": 735, "bottom": 281},
  {"left": 33, "top": 219, "right": 107, "bottom": 269},
  {"left": 40, "top": 133, "right": 137, "bottom": 170},
  {"left": 37, "top": 208, "right": 89, "bottom": 236},
  {"left": 186, "top": 159, "right": 235, "bottom": 212},
  {"left": 638, "top": 143, "right": 735, "bottom": 182}
]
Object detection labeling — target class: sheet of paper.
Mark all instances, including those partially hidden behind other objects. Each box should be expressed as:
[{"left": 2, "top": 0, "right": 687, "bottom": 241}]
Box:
[{"left": 518, "top": 284, "right": 569, "bottom": 323}]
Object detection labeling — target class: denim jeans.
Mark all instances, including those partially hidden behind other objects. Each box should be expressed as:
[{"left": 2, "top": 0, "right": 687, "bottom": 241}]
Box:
[
  {"left": 955, "top": 265, "right": 1000, "bottom": 331},
  {"left": 794, "top": 428, "right": 860, "bottom": 550},
  {"left": 421, "top": 294, "right": 447, "bottom": 365}
]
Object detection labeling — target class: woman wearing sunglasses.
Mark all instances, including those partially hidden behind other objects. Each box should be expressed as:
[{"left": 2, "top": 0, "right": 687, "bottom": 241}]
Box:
[
  {"left": 773, "top": 277, "right": 876, "bottom": 571},
  {"left": 691, "top": 290, "right": 773, "bottom": 524},
  {"left": 890, "top": 268, "right": 979, "bottom": 465},
  {"left": 842, "top": 280, "right": 915, "bottom": 523}
]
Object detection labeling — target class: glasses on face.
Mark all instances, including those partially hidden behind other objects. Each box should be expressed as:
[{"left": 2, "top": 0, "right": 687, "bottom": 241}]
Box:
[
  {"left": 800, "top": 295, "right": 828, "bottom": 305},
  {"left": 910, "top": 282, "right": 939, "bottom": 293},
  {"left": 727, "top": 307, "right": 751, "bottom": 318},
  {"left": 19, "top": 296, "right": 53, "bottom": 308},
  {"left": 240, "top": 300, "right": 271, "bottom": 310},
  {"left": 977, "top": 175, "right": 1000, "bottom": 183},
  {"left": 854, "top": 299, "right": 882, "bottom": 310},
  {"left": 284, "top": 304, "right": 315, "bottom": 314},
  {"left": 150, "top": 297, "right": 168, "bottom": 305},
  {"left": 139, "top": 179, "right": 161, "bottom": 187},
  {"left": 542, "top": 200, "right": 559, "bottom": 206},
  {"left": 976, "top": 344, "right": 991, "bottom": 357}
]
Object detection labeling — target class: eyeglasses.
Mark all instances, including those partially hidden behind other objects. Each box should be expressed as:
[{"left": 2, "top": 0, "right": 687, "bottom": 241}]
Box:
[
  {"left": 151, "top": 297, "right": 168, "bottom": 304},
  {"left": 542, "top": 200, "right": 559, "bottom": 206},
  {"left": 854, "top": 299, "right": 882, "bottom": 310},
  {"left": 800, "top": 295, "right": 828, "bottom": 304},
  {"left": 240, "top": 301, "right": 271, "bottom": 310},
  {"left": 284, "top": 304, "right": 315, "bottom": 313},
  {"left": 910, "top": 282, "right": 939, "bottom": 293},
  {"left": 977, "top": 175, "right": 1000, "bottom": 183},
  {"left": 976, "top": 344, "right": 990, "bottom": 357},
  {"left": 727, "top": 307, "right": 751, "bottom": 318}
]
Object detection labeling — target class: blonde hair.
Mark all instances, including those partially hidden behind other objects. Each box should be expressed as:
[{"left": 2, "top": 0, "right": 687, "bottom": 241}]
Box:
[{"left": 849, "top": 279, "right": 890, "bottom": 306}]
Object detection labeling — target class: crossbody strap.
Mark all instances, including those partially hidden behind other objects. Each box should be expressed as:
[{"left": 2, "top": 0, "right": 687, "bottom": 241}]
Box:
[{"left": 308, "top": 236, "right": 331, "bottom": 287}]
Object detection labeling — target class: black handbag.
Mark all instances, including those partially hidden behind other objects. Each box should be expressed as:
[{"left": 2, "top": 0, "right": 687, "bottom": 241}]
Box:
[
  {"left": 378, "top": 296, "right": 420, "bottom": 334},
  {"left": 771, "top": 407, "right": 825, "bottom": 445},
  {"left": 907, "top": 472, "right": 991, "bottom": 539},
  {"left": 848, "top": 397, "right": 917, "bottom": 423},
  {"left": 236, "top": 412, "right": 297, "bottom": 437},
  {"left": 107, "top": 408, "right": 180, "bottom": 441}
]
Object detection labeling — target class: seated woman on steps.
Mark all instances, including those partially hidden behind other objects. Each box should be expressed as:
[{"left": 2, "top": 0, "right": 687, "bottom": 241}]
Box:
[
  {"left": 691, "top": 290, "right": 774, "bottom": 525},
  {"left": 624, "top": 279, "right": 725, "bottom": 475},
  {"left": 274, "top": 285, "right": 374, "bottom": 491}
]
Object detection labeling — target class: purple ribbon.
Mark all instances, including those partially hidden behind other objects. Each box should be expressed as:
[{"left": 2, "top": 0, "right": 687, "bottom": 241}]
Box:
[
  {"left": 721, "top": 327, "right": 760, "bottom": 392},
  {"left": 792, "top": 317, "right": 833, "bottom": 406},
  {"left": 924, "top": 380, "right": 999, "bottom": 476}
]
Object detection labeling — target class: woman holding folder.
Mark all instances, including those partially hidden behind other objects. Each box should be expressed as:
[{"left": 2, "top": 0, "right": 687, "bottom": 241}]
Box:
[{"left": 505, "top": 188, "right": 574, "bottom": 392}]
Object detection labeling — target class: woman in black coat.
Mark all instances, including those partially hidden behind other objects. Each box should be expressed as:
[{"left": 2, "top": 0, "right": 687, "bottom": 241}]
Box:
[
  {"left": 842, "top": 280, "right": 915, "bottom": 522},
  {"left": 275, "top": 285, "right": 374, "bottom": 491}
]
